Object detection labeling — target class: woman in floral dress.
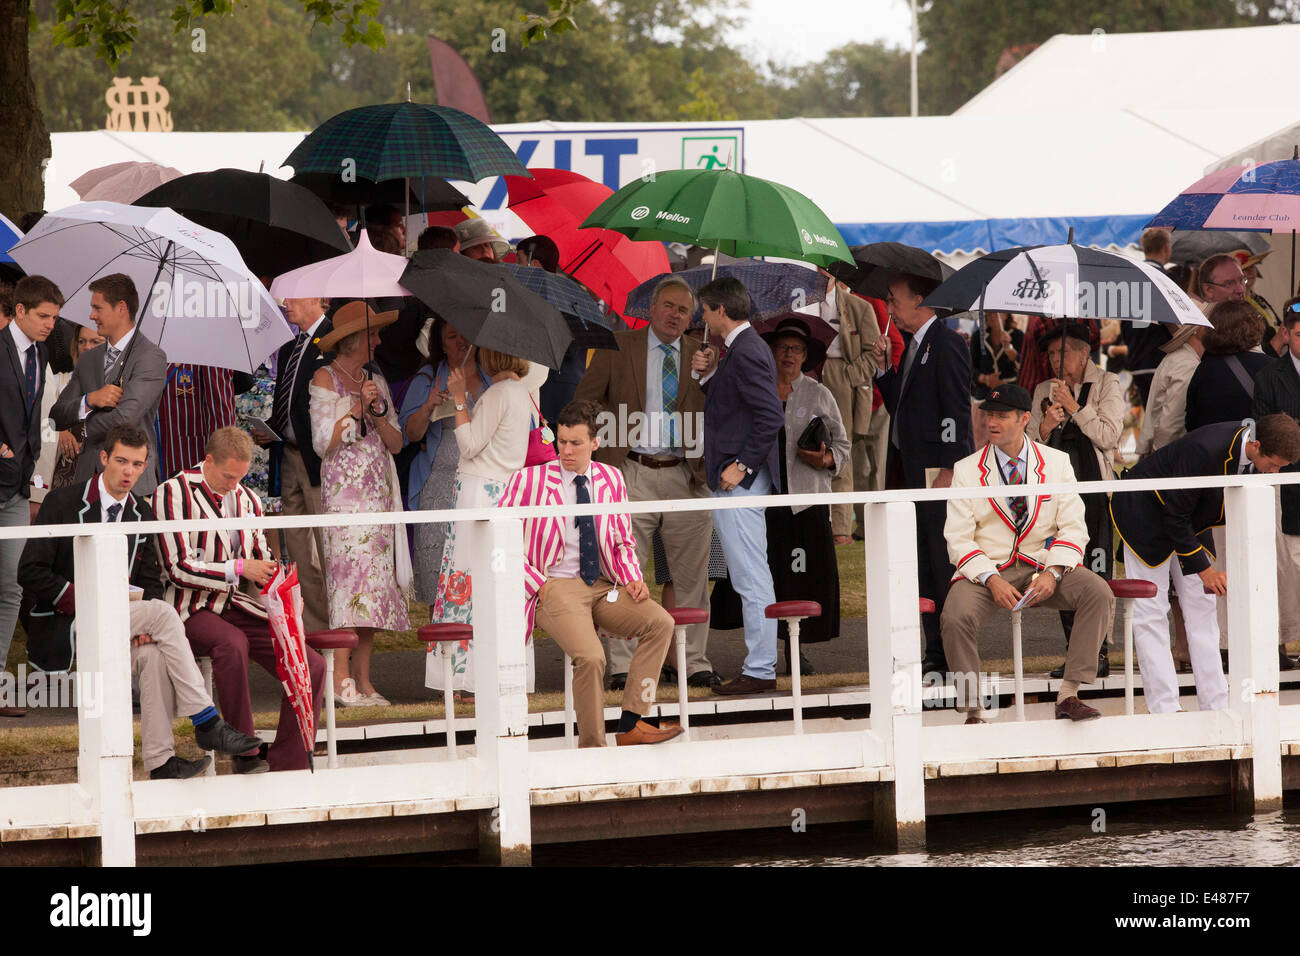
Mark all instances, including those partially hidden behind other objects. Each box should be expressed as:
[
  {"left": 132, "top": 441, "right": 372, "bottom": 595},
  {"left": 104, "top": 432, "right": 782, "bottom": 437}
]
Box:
[{"left": 309, "top": 302, "right": 411, "bottom": 706}]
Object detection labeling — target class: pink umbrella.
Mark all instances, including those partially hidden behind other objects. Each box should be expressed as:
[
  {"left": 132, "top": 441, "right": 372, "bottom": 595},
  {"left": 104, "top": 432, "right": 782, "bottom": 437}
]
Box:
[
  {"left": 269, "top": 229, "right": 409, "bottom": 299},
  {"left": 71, "top": 162, "right": 183, "bottom": 203}
]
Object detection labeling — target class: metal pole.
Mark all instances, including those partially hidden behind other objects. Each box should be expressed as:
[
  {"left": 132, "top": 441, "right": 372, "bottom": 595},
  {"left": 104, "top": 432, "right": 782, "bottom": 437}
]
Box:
[{"left": 910, "top": 0, "right": 919, "bottom": 117}]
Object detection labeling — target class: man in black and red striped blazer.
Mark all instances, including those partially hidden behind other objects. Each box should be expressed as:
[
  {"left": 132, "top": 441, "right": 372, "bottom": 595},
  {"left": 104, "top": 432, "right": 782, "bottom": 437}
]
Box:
[
  {"left": 155, "top": 363, "right": 239, "bottom": 483},
  {"left": 154, "top": 426, "right": 324, "bottom": 773}
]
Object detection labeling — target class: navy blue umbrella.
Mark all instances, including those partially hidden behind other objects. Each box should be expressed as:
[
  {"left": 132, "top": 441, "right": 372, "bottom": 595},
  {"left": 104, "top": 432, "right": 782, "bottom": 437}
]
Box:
[
  {"left": 498, "top": 263, "right": 619, "bottom": 350},
  {"left": 623, "top": 260, "right": 827, "bottom": 327}
]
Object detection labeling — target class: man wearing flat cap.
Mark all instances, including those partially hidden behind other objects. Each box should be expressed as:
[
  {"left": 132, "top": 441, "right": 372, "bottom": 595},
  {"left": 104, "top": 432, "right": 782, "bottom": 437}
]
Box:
[
  {"left": 942, "top": 385, "right": 1115, "bottom": 723},
  {"left": 454, "top": 218, "right": 510, "bottom": 264}
]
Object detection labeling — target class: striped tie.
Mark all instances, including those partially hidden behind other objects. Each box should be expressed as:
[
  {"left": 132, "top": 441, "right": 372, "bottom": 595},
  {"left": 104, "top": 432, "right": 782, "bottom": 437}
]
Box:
[
  {"left": 270, "top": 332, "right": 309, "bottom": 436},
  {"left": 660, "top": 343, "right": 678, "bottom": 446},
  {"left": 1006, "top": 457, "right": 1027, "bottom": 527},
  {"left": 103, "top": 344, "right": 121, "bottom": 377}
]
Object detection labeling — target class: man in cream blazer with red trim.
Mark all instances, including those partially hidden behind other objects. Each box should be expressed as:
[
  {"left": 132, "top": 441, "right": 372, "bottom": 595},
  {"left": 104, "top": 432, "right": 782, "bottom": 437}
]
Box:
[
  {"left": 498, "top": 400, "right": 679, "bottom": 748},
  {"left": 942, "top": 386, "right": 1115, "bottom": 723}
]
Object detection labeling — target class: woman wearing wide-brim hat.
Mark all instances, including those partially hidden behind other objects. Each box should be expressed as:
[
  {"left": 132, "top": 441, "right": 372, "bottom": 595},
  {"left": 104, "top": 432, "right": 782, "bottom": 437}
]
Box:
[{"left": 309, "top": 300, "right": 411, "bottom": 707}]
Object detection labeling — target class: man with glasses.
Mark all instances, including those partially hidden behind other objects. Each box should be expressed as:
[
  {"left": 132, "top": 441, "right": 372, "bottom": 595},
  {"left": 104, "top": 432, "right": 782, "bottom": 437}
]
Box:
[{"left": 1197, "top": 254, "right": 1247, "bottom": 306}]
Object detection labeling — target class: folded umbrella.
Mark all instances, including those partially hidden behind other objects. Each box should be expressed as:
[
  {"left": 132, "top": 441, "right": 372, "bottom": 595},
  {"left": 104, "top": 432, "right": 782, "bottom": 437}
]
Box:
[
  {"left": 262, "top": 564, "right": 316, "bottom": 771},
  {"left": 625, "top": 260, "right": 825, "bottom": 326},
  {"left": 400, "top": 249, "right": 572, "bottom": 369},
  {"left": 498, "top": 263, "right": 618, "bottom": 350}
]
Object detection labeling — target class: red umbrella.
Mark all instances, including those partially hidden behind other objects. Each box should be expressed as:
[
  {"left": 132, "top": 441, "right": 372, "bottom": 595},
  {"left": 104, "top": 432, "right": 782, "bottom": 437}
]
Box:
[
  {"left": 505, "top": 168, "right": 670, "bottom": 322},
  {"left": 262, "top": 564, "right": 316, "bottom": 770}
]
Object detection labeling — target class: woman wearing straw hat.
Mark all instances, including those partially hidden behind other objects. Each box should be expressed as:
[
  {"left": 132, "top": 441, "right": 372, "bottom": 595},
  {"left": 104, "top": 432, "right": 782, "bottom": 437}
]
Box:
[{"left": 309, "top": 301, "right": 411, "bottom": 706}]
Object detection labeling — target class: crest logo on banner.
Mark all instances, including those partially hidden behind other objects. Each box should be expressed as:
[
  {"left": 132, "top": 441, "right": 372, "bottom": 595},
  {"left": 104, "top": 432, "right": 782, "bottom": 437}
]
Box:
[{"left": 106, "top": 77, "right": 173, "bottom": 132}]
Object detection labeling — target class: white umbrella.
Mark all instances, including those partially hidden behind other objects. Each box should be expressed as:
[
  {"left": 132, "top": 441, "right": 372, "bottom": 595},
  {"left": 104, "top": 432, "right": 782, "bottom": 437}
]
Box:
[
  {"left": 269, "top": 230, "right": 408, "bottom": 300},
  {"left": 8, "top": 201, "right": 293, "bottom": 373}
]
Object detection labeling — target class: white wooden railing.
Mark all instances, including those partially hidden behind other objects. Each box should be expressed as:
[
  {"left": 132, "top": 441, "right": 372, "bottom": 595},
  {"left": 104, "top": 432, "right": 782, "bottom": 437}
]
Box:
[{"left": 1, "top": 470, "right": 1297, "bottom": 864}]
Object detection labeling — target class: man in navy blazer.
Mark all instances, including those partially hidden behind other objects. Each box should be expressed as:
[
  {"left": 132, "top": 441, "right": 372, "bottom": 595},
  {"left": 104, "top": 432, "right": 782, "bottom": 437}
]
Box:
[
  {"left": 873, "top": 273, "right": 974, "bottom": 674},
  {"left": 0, "top": 275, "right": 61, "bottom": 715},
  {"left": 691, "top": 277, "right": 785, "bottom": 694}
]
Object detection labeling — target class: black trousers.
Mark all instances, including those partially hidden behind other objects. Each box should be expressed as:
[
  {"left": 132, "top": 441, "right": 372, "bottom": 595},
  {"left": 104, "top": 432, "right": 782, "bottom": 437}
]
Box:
[{"left": 887, "top": 455, "right": 951, "bottom": 666}]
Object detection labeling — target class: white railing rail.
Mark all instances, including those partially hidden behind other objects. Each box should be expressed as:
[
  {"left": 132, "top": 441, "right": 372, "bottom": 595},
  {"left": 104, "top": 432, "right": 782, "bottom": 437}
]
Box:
[{"left": 0, "top": 470, "right": 1295, "bottom": 863}]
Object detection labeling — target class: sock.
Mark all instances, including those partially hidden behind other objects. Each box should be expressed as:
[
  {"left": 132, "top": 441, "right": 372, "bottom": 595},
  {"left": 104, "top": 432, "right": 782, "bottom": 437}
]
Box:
[
  {"left": 190, "top": 706, "right": 218, "bottom": 731},
  {"left": 617, "top": 710, "right": 641, "bottom": 733},
  {"left": 1058, "top": 680, "right": 1080, "bottom": 701}
]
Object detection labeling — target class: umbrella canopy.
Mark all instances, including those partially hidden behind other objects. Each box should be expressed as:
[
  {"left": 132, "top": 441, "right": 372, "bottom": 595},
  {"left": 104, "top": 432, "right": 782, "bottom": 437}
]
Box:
[
  {"left": 506, "top": 167, "right": 670, "bottom": 318},
  {"left": 269, "top": 230, "right": 408, "bottom": 300},
  {"left": 70, "top": 161, "right": 182, "bottom": 203},
  {"left": 1147, "top": 155, "right": 1300, "bottom": 234},
  {"left": 837, "top": 242, "right": 954, "bottom": 299},
  {"left": 283, "top": 101, "right": 530, "bottom": 183},
  {"left": 135, "top": 168, "right": 352, "bottom": 277},
  {"left": 290, "top": 171, "right": 469, "bottom": 214},
  {"left": 0, "top": 213, "right": 22, "bottom": 265},
  {"left": 8, "top": 201, "right": 293, "bottom": 373},
  {"left": 400, "top": 249, "right": 572, "bottom": 369},
  {"left": 1169, "top": 229, "right": 1271, "bottom": 266},
  {"left": 498, "top": 263, "right": 618, "bottom": 350},
  {"left": 924, "top": 243, "right": 1210, "bottom": 327},
  {"left": 579, "top": 167, "right": 854, "bottom": 269},
  {"left": 625, "top": 260, "right": 826, "bottom": 326}
]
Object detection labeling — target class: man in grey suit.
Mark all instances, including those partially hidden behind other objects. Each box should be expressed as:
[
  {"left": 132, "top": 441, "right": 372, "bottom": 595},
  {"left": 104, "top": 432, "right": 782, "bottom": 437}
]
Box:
[{"left": 52, "top": 274, "right": 167, "bottom": 497}]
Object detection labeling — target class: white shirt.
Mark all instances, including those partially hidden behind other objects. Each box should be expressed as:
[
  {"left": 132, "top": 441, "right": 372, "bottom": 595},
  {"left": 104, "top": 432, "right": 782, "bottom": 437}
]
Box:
[
  {"left": 98, "top": 475, "right": 128, "bottom": 522},
  {"left": 821, "top": 283, "right": 843, "bottom": 359},
  {"left": 1238, "top": 432, "right": 1253, "bottom": 475},
  {"left": 282, "top": 314, "right": 327, "bottom": 442},
  {"left": 1291, "top": 351, "right": 1300, "bottom": 380},
  {"left": 81, "top": 326, "right": 137, "bottom": 420},
  {"left": 977, "top": 435, "right": 1031, "bottom": 586},
  {"left": 8, "top": 320, "right": 36, "bottom": 359},
  {"left": 698, "top": 321, "right": 752, "bottom": 387},
  {"left": 632, "top": 327, "right": 684, "bottom": 458},
  {"left": 876, "top": 314, "right": 939, "bottom": 379},
  {"left": 549, "top": 462, "right": 593, "bottom": 581}
]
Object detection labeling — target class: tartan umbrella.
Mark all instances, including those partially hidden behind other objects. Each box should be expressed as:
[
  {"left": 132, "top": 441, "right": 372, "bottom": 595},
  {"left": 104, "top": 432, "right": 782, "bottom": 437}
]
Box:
[{"left": 290, "top": 171, "right": 469, "bottom": 215}]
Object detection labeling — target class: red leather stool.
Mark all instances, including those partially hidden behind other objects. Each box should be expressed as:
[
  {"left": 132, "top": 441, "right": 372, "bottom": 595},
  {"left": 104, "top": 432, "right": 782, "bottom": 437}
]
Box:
[
  {"left": 419, "top": 624, "right": 473, "bottom": 758},
  {"left": 306, "top": 629, "right": 358, "bottom": 769},
  {"left": 765, "top": 601, "right": 821, "bottom": 735},
  {"left": 1111, "top": 580, "right": 1159, "bottom": 715},
  {"left": 663, "top": 607, "right": 709, "bottom": 740}
]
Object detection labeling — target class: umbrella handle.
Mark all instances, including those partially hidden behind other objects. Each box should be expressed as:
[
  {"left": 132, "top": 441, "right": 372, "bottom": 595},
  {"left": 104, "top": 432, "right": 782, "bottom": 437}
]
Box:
[{"left": 367, "top": 398, "right": 389, "bottom": 418}]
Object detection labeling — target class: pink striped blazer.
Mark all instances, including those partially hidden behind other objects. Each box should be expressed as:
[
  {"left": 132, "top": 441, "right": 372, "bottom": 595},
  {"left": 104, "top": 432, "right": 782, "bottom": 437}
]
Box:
[{"left": 497, "top": 460, "right": 643, "bottom": 641}]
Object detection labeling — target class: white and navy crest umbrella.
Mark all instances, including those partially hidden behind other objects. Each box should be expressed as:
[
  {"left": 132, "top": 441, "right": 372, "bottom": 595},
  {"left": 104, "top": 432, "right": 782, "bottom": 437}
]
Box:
[
  {"left": 923, "top": 242, "right": 1209, "bottom": 328},
  {"left": 8, "top": 201, "right": 293, "bottom": 373}
]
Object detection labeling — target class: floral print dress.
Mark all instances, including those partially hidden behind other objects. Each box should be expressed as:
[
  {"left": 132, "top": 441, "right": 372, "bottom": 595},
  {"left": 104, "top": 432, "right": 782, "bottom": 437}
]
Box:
[{"left": 309, "top": 366, "right": 411, "bottom": 631}]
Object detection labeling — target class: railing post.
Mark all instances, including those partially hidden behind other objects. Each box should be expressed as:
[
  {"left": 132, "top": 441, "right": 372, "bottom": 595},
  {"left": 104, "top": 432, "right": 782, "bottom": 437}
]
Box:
[
  {"left": 74, "top": 532, "right": 136, "bottom": 867},
  {"left": 472, "top": 517, "right": 532, "bottom": 865},
  {"left": 1225, "top": 484, "right": 1282, "bottom": 811},
  {"left": 865, "top": 500, "right": 926, "bottom": 850}
]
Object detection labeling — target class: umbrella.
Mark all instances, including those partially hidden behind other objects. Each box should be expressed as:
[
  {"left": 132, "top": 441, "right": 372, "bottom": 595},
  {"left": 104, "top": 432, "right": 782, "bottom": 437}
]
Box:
[
  {"left": 70, "top": 162, "right": 182, "bottom": 203},
  {"left": 400, "top": 249, "right": 572, "bottom": 369},
  {"left": 579, "top": 167, "right": 854, "bottom": 271},
  {"left": 1169, "top": 230, "right": 1270, "bottom": 266},
  {"left": 290, "top": 171, "right": 469, "bottom": 215},
  {"left": 624, "top": 260, "right": 826, "bottom": 326},
  {"left": 269, "top": 230, "right": 408, "bottom": 301},
  {"left": 262, "top": 564, "right": 315, "bottom": 772},
  {"left": 135, "top": 168, "right": 352, "bottom": 277},
  {"left": 8, "top": 201, "right": 292, "bottom": 374},
  {"left": 837, "top": 242, "right": 954, "bottom": 299},
  {"left": 0, "top": 212, "right": 22, "bottom": 265},
  {"left": 505, "top": 168, "right": 671, "bottom": 318},
  {"left": 498, "top": 263, "right": 618, "bottom": 350}
]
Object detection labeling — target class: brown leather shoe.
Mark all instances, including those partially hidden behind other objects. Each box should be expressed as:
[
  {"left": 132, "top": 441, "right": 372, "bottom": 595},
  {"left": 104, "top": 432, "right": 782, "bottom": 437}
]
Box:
[
  {"left": 1055, "top": 696, "right": 1101, "bottom": 721},
  {"left": 0, "top": 706, "right": 26, "bottom": 718},
  {"left": 615, "top": 720, "right": 684, "bottom": 746},
  {"left": 964, "top": 713, "right": 987, "bottom": 725},
  {"left": 712, "top": 674, "right": 777, "bottom": 696}
]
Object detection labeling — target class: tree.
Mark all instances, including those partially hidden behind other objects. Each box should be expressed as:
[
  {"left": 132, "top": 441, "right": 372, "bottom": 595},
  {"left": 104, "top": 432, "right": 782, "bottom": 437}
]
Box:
[{"left": 771, "top": 41, "right": 911, "bottom": 118}]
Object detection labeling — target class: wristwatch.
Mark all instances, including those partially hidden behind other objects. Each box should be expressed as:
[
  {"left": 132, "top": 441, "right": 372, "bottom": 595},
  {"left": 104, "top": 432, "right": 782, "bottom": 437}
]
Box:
[
  {"left": 734, "top": 460, "right": 753, "bottom": 475},
  {"left": 454, "top": 400, "right": 467, "bottom": 411},
  {"left": 1046, "top": 567, "right": 1063, "bottom": 583}
]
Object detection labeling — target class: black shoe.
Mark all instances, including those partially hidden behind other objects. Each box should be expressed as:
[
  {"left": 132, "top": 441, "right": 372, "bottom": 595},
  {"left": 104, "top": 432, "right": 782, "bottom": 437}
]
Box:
[
  {"left": 232, "top": 754, "right": 270, "bottom": 774},
  {"left": 660, "top": 663, "right": 678, "bottom": 684},
  {"left": 195, "top": 718, "right": 264, "bottom": 756},
  {"left": 687, "top": 669, "right": 723, "bottom": 689},
  {"left": 783, "top": 652, "right": 816, "bottom": 676},
  {"left": 1280, "top": 650, "right": 1297, "bottom": 671},
  {"left": 608, "top": 672, "right": 627, "bottom": 692},
  {"left": 1096, "top": 650, "right": 1110, "bottom": 678},
  {"left": 921, "top": 657, "right": 949, "bottom": 676},
  {"left": 1049, "top": 662, "right": 1065, "bottom": 679},
  {"left": 150, "top": 755, "right": 210, "bottom": 780}
]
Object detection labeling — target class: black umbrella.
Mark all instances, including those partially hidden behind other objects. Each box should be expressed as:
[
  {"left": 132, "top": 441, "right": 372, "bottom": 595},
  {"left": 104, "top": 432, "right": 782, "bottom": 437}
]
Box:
[
  {"left": 399, "top": 249, "right": 572, "bottom": 369},
  {"left": 290, "top": 172, "right": 469, "bottom": 215},
  {"left": 497, "top": 263, "right": 619, "bottom": 350},
  {"left": 135, "top": 168, "right": 351, "bottom": 277},
  {"left": 834, "top": 241, "right": 954, "bottom": 299},
  {"left": 1168, "top": 229, "right": 1270, "bottom": 266}
]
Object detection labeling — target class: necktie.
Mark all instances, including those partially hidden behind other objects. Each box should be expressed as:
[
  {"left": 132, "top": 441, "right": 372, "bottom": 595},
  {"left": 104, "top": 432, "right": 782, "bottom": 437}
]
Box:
[
  {"left": 106, "top": 503, "right": 122, "bottom": 522},
  {"left": 660, "top": 343, "right": 678, "bottom": 446},
  {"left": 572, "top": 475, "right": 600, "bottom": 586},
  {"left": 104, "top": 344, "right": 121, "bottom": 377},
  {"left": 890, "top": 338, "right": 920, "bottom": 448},
  {"left": 1005, "top": 456, "right": 1027, "bottom": 527},
  {"left": 270, "top": 331, "right": 309, "bottom": 435},
  {"left": 23, "top": 344, "right": 37, "bottom": 408}
]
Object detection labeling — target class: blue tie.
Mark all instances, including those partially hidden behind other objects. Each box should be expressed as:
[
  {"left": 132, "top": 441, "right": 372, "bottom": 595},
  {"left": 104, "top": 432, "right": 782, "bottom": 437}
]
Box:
[
  {"left": 660, "top": 343, "right": 678, "bottom": 446},
  {"left": 106, "top": 503, "right": 121, "bottom": 522},
  {"left": 573, "top": 475, "right": 600, "bottom": 586},
  {"left": 23, "top": 345, "right": 36, "bottom": 409}
]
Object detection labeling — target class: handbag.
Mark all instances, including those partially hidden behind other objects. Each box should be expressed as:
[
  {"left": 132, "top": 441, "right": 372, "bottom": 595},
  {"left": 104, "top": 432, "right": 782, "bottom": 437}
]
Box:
[
  {"left": 796, "top": 416, "right": 830, "bottom": 453},
  {"left": 524, "top": 394, "right": 558, "bottom": 467}
]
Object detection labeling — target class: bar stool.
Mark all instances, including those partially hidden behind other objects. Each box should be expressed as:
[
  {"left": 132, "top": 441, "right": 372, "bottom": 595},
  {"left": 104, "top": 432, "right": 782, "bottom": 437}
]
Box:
[
  {"left": 1109, "top": 580, "right": 1158, "bottom": 715},
  {"left": 196, "top": 656, "right": 217, "bottom": 777},
  {"left": 663, "top": 607, "right": 708, "bottom": 740},
  {"left": 765, "top": 600, "right": 821, "bottom": 735},
  {"left": 418, "top": 623, "right": 473, "bottom": 759},
  {"left": 305, "top": 629, "right": 359, "bottom": 768}
]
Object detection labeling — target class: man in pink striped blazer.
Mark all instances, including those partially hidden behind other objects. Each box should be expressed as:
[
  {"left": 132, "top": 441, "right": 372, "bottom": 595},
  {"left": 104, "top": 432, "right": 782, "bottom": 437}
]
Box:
[{"left": 498, "top": 400, "right": 681, "bottom": 747}]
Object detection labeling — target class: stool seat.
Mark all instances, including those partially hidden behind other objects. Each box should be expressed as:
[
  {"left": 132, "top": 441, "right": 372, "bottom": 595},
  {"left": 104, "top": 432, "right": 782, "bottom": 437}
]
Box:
[
  {"left": 1109, "top": 580, "right": 1158, "bottom": 600},
  {"left": 306, "top": 629, "right": 358, "bottom": 651},
  {"left": 918, "top": 598, "right": 936, "bottom": 615},
  {"left": 765, "top": 600, "right": 821, "bottom": 619},
  {"left": 418, "top": 623, "right": 473, "bottom": 644},
  {"left": 665, "top": 606, "right": 709, "bottom": 626}
]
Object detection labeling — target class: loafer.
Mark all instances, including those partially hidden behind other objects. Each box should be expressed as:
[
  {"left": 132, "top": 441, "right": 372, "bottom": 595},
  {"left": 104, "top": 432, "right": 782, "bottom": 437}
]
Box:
[
  {"left": 1049, "top": 662, "right": 1065, "bottom": 680},
  {"left": 921, "top": 657, "right": 949, "bottom": 676},
  {"left": 687, "top": 669, "right": 722, "bottom": 689},
  {"left": 608, "top": 672, "right": 628, "bottom": 692},
  {"left": 615, "top": 720, "right": 683, "bottom": 746},
  {"left": 232, "top": 754, "right": 270, "bottom": 774},
  {"left": 1055, "top": 696, "right": 1101, "bottom": 721},
  {"left": 194, "top": 718, "right": 263, "bottom": 756},
  {"left": 361, "top": 691, "right": 391, "bottom": 706},
  {"left": 712, "top": 674, "right": 776, "bottom": 696},
  {"left": 150, "top": 755, "right": 211, "bottom": 779},
  {"left": 964, "top": 714, "right": 987, "bottom": 725},
  {"left": 0, "top": 706, "right": 26, "bottom": 718},
  {"left": 1280, "top": 650, "right": 1297, "bottom": 672}
]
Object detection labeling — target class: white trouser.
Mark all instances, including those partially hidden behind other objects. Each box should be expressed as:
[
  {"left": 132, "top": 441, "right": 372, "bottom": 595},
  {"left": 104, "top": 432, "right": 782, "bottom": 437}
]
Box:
[{"left": 1123, "top": 545, "right": 1227, "bottom": 714}]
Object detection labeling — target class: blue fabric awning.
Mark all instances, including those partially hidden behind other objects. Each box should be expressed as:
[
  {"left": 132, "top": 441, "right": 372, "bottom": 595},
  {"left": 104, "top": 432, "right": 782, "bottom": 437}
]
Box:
[{"left": 836, "top": 214, "right": 1155, "bottom": 255}]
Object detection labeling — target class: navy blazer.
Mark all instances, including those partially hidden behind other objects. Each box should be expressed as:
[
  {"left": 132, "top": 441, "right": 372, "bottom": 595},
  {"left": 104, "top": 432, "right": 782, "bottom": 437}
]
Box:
[
  {"left": 1252, "top": 353, "right": 1300, "bottom": 534},
  {"left": 1111, "top": 421, "right": 1246, "bottom": 576},
  {"left": 271, "top": 316, "right": 333, "bottom": 486},
  {"left": 700, "top": 325, "right": 784, "bottom": 491},
  {"left": 1184, "top": 351, "right": 1272, "bottom": 434},
  {"left": 0, "top": 325, "right": 48, "bottom": 502},
  {"left": 878, "top": 320, "right": 974, "bottom": 489}
]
